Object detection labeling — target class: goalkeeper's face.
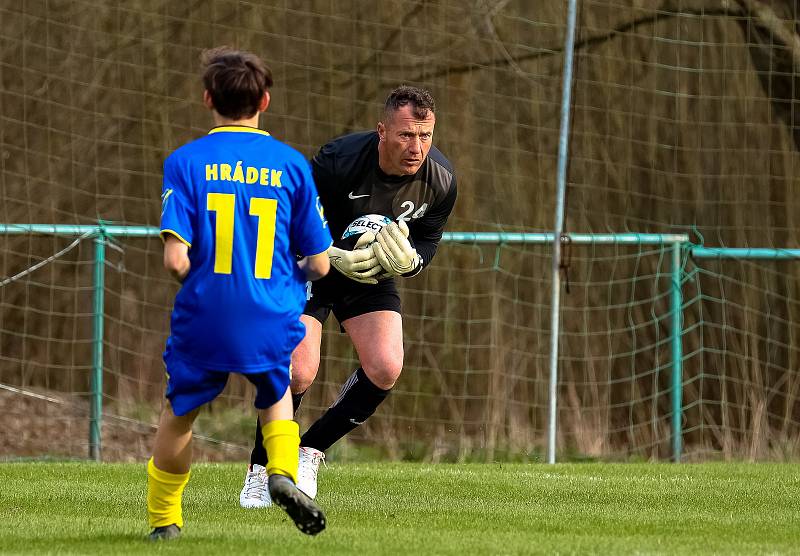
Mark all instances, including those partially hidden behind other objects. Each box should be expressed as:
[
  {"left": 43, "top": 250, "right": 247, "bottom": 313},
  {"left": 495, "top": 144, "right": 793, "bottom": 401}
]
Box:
[{"left": 377, "top": 105, "right": 436, "bottom": 176}]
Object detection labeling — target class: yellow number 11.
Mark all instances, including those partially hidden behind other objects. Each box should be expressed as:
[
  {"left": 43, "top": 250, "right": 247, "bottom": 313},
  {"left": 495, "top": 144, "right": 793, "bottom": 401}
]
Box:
[{"left": 207, "top": 193, "right": 277, "bottom": 279}]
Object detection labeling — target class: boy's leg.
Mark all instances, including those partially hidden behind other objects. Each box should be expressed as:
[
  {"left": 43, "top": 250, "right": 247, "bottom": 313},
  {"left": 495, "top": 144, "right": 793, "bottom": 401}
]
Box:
[
  {"left": 147, "top": 405, "right": 199, "bottom": 534},
  {"left": 259, "top": 387, "right": 298, "bottom": 480},
  {"left": 259, "top": 387, "right": 326, "bottom": 535},
  {"left": 148, "top": 354, "right": 228, "bottom": 539},
  {"left": 249, "top": 315, "right": 323, "bottom": 468},
  {"left": 249, "top": 392, "right": 307, "bottom": 466},
  {"left": 241, "top": 390, "right": 308, "bottom": 509},
  {"left": 242, "top": 318, "right": 322, "bottom": 508}
]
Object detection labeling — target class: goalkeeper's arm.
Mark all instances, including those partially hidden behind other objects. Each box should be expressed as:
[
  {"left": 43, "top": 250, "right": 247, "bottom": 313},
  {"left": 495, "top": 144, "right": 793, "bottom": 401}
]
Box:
[{"left": 374, "top": 182, "right": 457, "bottom": 278}]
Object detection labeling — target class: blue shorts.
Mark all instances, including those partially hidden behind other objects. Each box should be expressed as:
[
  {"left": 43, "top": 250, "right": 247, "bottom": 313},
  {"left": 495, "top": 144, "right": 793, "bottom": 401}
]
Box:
[{"left": 163, "top": 349, "right": 290, "bottom": 416}]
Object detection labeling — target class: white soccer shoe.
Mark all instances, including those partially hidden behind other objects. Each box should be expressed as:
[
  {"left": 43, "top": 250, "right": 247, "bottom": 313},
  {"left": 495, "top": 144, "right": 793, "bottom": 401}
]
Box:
[
  {"left": 296, "top": 447, "right": 325, "bottom": 499},
  {"left": 240, "top": 463, "right": 272, "bottom": 508}
]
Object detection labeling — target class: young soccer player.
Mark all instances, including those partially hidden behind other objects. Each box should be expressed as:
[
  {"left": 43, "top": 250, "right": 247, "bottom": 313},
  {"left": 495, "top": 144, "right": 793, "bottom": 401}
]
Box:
[{"left": 147, "top": 47, "right": 332, "bottom": 540}]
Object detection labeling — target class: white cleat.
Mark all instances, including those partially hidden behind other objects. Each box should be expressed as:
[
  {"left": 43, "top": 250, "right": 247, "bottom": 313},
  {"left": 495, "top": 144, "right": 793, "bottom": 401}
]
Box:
[
  {"left": 240, "top": 463, "right": 272, "bottom": 508},
  {"left": 296, "top": 447, "right": 325, "bottom": 499}
]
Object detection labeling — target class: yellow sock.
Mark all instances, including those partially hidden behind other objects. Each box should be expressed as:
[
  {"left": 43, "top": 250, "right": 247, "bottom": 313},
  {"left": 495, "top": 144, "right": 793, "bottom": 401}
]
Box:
[
  {"left": 262, "top": 420, "right": 300, "bottom": 483},
  {"left": 146, "top": 457, "right": 190, "bottom": 528}
]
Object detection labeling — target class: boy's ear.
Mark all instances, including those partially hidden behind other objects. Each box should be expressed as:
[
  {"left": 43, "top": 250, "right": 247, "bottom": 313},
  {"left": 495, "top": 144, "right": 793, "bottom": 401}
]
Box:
[
  {"left": 203, "top": 90, "right": 214, "bottom": 110},
  {"left": 258, "top": 91, "right": 270, "bottom": 112}
]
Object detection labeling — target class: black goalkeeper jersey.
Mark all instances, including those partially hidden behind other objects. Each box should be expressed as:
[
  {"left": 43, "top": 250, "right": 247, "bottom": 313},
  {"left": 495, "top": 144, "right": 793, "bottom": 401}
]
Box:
[{"left": 311, "top": 131, "right": 457, "bottom": 275}]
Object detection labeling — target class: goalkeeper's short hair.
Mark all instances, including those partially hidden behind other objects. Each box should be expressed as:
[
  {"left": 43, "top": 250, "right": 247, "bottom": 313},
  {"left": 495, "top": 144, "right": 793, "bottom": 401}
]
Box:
[{"left": 383, "top": 85, "right": 435, "bottom": 121}]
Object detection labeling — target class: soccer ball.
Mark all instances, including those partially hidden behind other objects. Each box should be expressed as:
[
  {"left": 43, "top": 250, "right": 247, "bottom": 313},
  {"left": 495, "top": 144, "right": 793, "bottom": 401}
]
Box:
[
  {"left": 342, "top": 214, "right": 392, "bottom": 240},
  {"left": 337, "top": 214, "right": 392, "bottom": 249}
]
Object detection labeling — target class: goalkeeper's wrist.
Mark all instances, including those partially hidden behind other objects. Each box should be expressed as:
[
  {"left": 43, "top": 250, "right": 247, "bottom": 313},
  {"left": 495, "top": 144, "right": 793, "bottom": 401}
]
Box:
[{"left": 399, "top": 254, "right": 423, "bottom": 278}]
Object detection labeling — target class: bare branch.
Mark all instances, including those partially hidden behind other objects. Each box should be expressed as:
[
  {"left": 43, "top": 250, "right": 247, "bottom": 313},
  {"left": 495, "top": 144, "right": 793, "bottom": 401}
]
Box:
[{"left": 733, "top": 0, "right": 800, "bottom": 72}]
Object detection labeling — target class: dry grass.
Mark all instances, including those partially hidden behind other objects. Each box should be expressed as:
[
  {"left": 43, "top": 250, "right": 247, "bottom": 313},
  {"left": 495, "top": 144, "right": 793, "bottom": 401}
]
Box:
[{"left": 1, "top": 1, "right": 800, "bottom": 460}]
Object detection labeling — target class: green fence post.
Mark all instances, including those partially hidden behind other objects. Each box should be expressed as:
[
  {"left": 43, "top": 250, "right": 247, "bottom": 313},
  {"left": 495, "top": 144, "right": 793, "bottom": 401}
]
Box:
[
  {"left": 89, "top": 228, "right": 106, "bottom": 461},
  {"left": 670, "top": 241, "right": 683, "bottom": 462}
]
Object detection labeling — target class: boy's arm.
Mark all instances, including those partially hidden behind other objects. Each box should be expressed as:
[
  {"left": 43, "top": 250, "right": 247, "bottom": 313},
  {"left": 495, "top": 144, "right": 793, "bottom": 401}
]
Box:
[
  {"left": 288, "top": 156, "right": 333, "bottom": 278},
  {"left": 163, "top": 234, "right": 190, "bottom": 283},
  {"left": 297, "top": 251, "right": 330, "bottom": 281}
]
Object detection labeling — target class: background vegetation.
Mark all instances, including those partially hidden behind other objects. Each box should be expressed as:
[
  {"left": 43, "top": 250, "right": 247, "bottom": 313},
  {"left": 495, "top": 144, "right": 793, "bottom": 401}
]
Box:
[{"left": 2, "top": 0, "right": 800, "bottom": 461}]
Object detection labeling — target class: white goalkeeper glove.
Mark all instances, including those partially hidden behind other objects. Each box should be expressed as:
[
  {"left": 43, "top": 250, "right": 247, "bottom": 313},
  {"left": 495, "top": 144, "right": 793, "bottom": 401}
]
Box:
[
  {"left": 373, "top": 220, "right": 422, "bottom": 277},
  {"left": 328, "top": 232, "right": 383, "bottom": 284}
]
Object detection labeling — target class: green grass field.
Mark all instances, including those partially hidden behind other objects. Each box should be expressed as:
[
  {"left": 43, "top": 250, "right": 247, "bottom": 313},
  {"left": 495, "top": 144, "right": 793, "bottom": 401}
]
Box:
[{"left": 1, "top": 461, "right": 798, "bottom": 554}]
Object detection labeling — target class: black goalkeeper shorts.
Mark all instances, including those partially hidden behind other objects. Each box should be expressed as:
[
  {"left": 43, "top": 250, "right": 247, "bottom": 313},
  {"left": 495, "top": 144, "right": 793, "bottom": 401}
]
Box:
[{"left": 303, "top": 269, "right": 402, "bottom": 325}]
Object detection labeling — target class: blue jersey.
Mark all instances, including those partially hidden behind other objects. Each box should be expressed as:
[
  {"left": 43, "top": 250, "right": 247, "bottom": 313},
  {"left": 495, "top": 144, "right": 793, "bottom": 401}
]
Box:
[{"left": 160, "top": 126, "right": 332, "bottom": 372}]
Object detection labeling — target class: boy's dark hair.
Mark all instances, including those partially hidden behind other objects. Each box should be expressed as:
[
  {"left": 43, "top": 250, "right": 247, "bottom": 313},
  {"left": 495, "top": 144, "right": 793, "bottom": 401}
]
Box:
[
  {"left": 383, "top": 85, "right": 435, "bottom": 121},
  {"left": 201, "top": 47, "right": 273, "bottom": 120}
]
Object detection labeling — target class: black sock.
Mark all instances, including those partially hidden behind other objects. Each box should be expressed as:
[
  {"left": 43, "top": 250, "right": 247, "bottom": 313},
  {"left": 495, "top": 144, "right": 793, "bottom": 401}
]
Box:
[
  {"left": 300, "top": 368, "right": 391, "bottom": 452},
  {"left": 249, "top": 391, "right": 307, "bottom": 467},
  {"left": 292, "top": 391, "right": 306, "bottom": 413}
]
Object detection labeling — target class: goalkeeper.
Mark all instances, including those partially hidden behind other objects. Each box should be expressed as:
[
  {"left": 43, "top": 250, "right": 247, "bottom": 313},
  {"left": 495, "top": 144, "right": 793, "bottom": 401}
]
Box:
[
  {"left": 240, "top": 85, "right": 458, "bottom": 508},
  {"left": 147, "top": 47, "right": 332, "bottom": 540}
]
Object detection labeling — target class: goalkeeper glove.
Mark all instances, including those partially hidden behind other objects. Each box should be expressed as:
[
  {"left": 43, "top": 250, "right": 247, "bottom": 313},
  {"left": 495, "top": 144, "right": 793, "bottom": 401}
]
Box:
[
  {"left": 328, "top": 232, "right": 383, "bottom": 284},
  {"left": 373, "top": 220, "right": 422, "bottom": 277}
]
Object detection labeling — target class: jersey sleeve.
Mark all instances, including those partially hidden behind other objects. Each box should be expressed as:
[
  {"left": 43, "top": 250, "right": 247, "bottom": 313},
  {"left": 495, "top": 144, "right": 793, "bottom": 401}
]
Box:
[
  {"left": 159, "top": 154, "right": 195, "bottom": 247},
  {"left": 310, "top": 141, "right": 339, "bottom": 209},
  {"left": 406, "top": 176, "right": 458, "bottom": 276},
  {"left": 290, "top": 161, "right": 333, "bottom": 257}
]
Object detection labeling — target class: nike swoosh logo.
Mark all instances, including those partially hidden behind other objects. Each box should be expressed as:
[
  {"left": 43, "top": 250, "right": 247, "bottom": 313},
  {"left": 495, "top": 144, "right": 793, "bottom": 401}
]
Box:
[
  {"left": 349, "top": 418, "right": 365, "bottom": 425},
  {"left": 348, "top": 192, "right": 370, "bottom": 199}
]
